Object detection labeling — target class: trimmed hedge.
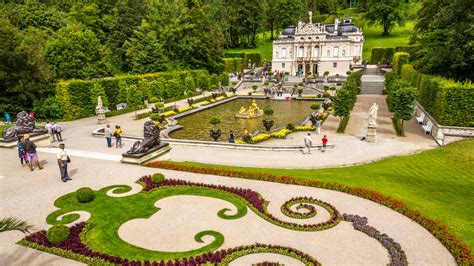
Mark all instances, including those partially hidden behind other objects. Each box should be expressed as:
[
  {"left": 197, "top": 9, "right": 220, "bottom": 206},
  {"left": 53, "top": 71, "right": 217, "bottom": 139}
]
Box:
[
  {"left": 224, "top": 58, "right": 244, "bottom": 73},
  {"left": 46, "top": 225, "right": 70, "bottom": 244},
  {"left": 76, "top": 187, "right": 95, "bottom": 203},
  {"left": 56, "top": 70, "right": 211, "bottom": 120},
  {"left": 370, "top": 48, "right": 395, "bottom": 64},
  {"left": 392, "top": 52, "right": 410, "bottom": 75},
  {"left": 396, "top": 64, "right": 474, "bottom": 127},
  {"left": 244, "top": 53, "right": 262, "bottom": 67},
  {"left": 151, "top": 173, "right": 165, "bottom": 184}
]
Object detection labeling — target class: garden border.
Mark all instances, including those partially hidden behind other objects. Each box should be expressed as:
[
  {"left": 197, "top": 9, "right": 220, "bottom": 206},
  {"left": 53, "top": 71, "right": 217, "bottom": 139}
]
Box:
[{"left": 144, "top": 161, "right": 474, "bottom": 265}]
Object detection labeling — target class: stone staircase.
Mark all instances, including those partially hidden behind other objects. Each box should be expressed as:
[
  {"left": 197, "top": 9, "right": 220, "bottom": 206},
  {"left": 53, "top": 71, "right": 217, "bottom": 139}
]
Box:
[{"left": 360, "top": 65, "right": 385, "bottom": 94}]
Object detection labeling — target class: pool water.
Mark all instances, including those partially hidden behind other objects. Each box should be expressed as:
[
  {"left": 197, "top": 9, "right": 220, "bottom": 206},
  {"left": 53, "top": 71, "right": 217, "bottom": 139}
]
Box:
[{"left": 169, "top": 98, "right": 317, "bottom": 141}]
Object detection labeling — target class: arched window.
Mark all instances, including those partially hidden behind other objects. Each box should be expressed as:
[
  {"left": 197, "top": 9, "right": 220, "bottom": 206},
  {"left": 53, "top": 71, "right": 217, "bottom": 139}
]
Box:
[
  {"left": 313, "top": 47, "right": 320, "bottom": 57},
  {"left": 298, "top": 46, "right": 305, "bottom": 57},
  {"left": 281, "top": 48, "right": 287, "bottom": 58}
]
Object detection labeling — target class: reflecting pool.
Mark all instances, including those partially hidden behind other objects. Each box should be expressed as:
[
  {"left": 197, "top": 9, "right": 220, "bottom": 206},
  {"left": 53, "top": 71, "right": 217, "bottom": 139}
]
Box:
[{"left": 169, "top": 98, "right": 317, "bottom": 141}]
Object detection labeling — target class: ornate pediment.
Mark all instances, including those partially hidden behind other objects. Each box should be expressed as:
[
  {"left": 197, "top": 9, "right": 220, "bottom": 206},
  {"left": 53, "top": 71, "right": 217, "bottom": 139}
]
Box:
[{"left": 297, "top": 23, "right": 321, "bottom": 35}]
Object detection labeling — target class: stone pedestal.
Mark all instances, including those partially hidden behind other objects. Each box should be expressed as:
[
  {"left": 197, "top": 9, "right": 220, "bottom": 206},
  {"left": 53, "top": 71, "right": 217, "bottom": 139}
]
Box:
[
  {"left": 121, "top": 143, "right": 171, "bottom": 165},
  {"left": 97, "top": 111, "right": 106, "bottom": 124},
  {"left": 366, "top": 124, "right": 377, "bottom": 143},
  {"left": 0, "top": 132, "right": 51, "bottom": 148}
]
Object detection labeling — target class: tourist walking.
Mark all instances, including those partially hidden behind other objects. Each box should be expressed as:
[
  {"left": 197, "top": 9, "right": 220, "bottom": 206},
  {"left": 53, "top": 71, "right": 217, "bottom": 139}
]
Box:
[
  {"left": 229, "top": 130, "right": 235, "bottom": 143},
  {"left": 304, "top": 133, "right": 312, "bottom": 154},
  {"left": 53, "top": 122, "right": 63, "bottom": 142},
  {"left": 57, "top": 143, "right": 71, "bottom": 182},
  {"left": 316, "top": 120, "right": 321, "bottom": 135},
  {"left": 114, "top": 125, "right": 123, "bottom": 148},
  {"left": 22, "top": 134, "right": 42, "bottom": 171},
  {"left": 105, "top": 124, "right": 112, "bottom": 148},
  {"left": 4, "top": 113, "right": 11, "bottom": 124},
  {"left": 321, "top": 135, "right": 328, "bottom": 152},
  {"left": 45, "top": 121, "right": 55, "bottom": 142},
  {"left": 17, "top": 136, "right": 27, "bottom": 166}
]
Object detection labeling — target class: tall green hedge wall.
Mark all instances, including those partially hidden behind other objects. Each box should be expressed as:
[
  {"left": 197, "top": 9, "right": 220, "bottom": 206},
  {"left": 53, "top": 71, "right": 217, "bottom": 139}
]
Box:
[
  {"left": 223, "top": 52, "right": 263, "bottom": 67},
  {"left": 392, "top": 52, "right": 410, "bottom": 75},
  {"left": 224, "top": 58, "right": 244, "bottom": 73},
  {"left": 396, "top": 64, "right": 474, "bottom": 127},
  {"left": 370, "top": 48, "right": 395, "bottom": 64},
  {"left": 56, "top": 70, "right": 211, "bottom": 120}
]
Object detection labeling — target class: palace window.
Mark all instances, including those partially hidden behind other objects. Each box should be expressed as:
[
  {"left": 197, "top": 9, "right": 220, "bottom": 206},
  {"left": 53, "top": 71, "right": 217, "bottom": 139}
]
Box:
[
  {"left": 313, "top": 47, "right": 320, "bottom": 57},
  {"left": 282, "top": 63, "right": 285, "bottom": 68},
  {"left": 342, "top": 50, "right": 346, "bottom": 56},
  {"left": 281, "top": 48, "right": 287, "bottom": 58},
  {"left": 327, "top": 49, "right": 331, "bottom": 57},
  {"left": 334, "top": 46, "right": 339, "bottom": 57},
  {"left": 298, "top": 46, "right": 305, "bottom": 57},
  {"left": 333, "top": 62, "right": 337, "bottom": 68}
]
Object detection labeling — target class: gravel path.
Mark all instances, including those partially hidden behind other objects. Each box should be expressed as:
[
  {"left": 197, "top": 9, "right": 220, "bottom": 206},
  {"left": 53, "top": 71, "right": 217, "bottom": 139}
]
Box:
[{"left": 0, "top": 149, "right": 454, "bottom": 265}]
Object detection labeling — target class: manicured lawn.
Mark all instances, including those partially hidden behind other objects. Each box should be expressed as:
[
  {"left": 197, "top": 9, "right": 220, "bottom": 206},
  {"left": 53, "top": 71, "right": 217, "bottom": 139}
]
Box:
[
  {"left": 362, "top": 21, "right": 415, "bottom": 61},
  {"left": 226, "top": 41, "right": 273, "bottom": 62},
  {"left": 170, "top": 140, "right": 474, "bottom": 251}
]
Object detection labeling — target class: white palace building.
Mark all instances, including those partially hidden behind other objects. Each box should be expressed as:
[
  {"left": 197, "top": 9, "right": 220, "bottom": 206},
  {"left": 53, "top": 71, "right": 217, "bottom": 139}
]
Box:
[{"left": 272, "top": 12, "right": 364, "bottom": 76}]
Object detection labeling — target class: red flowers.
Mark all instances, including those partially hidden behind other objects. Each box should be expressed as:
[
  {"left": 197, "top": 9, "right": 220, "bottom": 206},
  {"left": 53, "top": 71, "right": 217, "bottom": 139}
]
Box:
[{"left": 145, "top": 161, "right": 474, "bottom": 265}]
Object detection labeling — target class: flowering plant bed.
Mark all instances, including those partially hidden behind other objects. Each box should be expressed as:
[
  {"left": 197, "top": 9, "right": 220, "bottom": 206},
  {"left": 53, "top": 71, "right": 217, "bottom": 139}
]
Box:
[
  {"left": 145, "top": 161, "right": 474, "bottom": 264},
  {"left": 19, "top": 174, "right": 413, "bottom": 265}
]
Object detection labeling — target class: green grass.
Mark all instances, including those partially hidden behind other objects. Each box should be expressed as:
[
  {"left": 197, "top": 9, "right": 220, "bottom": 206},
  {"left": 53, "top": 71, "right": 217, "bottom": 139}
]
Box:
[
  {"left": 362, "top": 21, "right": 415, "bottom": 61},
  {"left": 226, "top": 41, "right": 273, "bottom": 63},
  {"left": 170, "top": 140, "right": 474, "bottom": 251},
  {"left": 46, "top": 185, "right": 249, "bottom": 260}
]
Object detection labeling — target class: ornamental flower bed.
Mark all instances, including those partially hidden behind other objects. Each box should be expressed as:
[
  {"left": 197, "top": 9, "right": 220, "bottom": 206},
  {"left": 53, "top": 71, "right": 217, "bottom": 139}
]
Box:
[
  {"left": 144, "top": 161, "right": 474, "bottom": 265},
  {"left": 138, "top": 176, "right": 341, "bottom": 231},
  {"left": 20, "top": 222, "right": 320, "bottom": 265}
]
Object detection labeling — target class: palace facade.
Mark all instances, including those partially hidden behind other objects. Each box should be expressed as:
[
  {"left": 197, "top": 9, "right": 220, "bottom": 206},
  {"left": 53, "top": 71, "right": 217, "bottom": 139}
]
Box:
[{"left": 272, "top": 14, "right": 364, "bottom": 76}]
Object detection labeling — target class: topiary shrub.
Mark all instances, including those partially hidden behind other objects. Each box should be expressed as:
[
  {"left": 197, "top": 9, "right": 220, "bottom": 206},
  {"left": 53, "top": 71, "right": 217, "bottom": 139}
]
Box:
[
  {"left": 330, "top": 86, "right": 336, "bottom": 91},
  {"left": 47, "top": 225, "right": 70, "bottom": 244},
  {"left": 154, "top": 102, "right": 164, "bottom": 109},
  {"left": 286, "top": 123, "right": 295, "bottom": 131},
  {"left": 149, "top": 97, "right": 159, "bottom": 103},
  {"left": 76, "top": 187, "right": 95, "bottom": 203},
  {"left": 151, "top": 173, "right": 165, "bottom": 184},
  {"left": 310, "top": 103, "right": 321, "bottom": 110},
  {"left": 323, "top": 92, "right": 331, "bottom": 98}
]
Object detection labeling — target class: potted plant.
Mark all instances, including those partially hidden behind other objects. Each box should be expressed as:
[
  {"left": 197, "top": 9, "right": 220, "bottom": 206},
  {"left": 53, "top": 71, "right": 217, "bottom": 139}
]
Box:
[
  {"left": 252, "top": 85, "right": 258, "bottom": 93},
  {"left": 263, "top": 108, "right": 274, "bottom": 131},
  {"left": 323, "top": 71, "right": 330, "bottom": 77},
  {"left": 209, "top": 116, "right": 221, "bottom": 141}
]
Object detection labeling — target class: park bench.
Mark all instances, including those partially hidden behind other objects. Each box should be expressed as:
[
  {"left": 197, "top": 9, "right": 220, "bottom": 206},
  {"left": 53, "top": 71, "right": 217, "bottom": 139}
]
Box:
[
  {"left": 422, "top": 120, "right": 433, "bottom": 135},
  {"left": 415, "top": 112, "right": 425, "bottom": 125},
  {"left": 116, "top": 103, "right": 128, "bottom": 110}
]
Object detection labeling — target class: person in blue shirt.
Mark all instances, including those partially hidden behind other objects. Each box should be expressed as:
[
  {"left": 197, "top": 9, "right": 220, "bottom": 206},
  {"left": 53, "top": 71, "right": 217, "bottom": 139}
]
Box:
[{"left": 4, "top": 113, "right": 11, "bottom": 124}]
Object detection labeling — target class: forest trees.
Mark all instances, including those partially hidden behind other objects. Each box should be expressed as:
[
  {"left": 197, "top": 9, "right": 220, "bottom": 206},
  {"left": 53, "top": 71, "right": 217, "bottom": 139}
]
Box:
[
  {"left": 414, "top": 0, "right": 473, "bottom": 81},
  {"left": 364, "top": 0, "right": 405, "bottom": 36}
]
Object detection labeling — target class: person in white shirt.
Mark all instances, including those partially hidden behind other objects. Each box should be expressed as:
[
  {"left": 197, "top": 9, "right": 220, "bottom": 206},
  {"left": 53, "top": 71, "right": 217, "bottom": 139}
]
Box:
[
  {"left": 45, "top": 121, "right": 55, "bottom": 142},
  {"left": 57, "top": 143, "right": 71, "bottom": 182},
  {"left": 53, "top": 122, "right": 63, "bottom": 142},
  {"left": 104, "top": 124, "right": 112, "bottom": 148},
  {"left": 304, "top": 133, "right": 312, "bottom": 154}
]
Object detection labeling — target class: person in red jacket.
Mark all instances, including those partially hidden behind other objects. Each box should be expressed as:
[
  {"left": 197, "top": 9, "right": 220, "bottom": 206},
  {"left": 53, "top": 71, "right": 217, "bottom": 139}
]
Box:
[{"left": 321, "top": 135, "right": 328, "bottom": 152}]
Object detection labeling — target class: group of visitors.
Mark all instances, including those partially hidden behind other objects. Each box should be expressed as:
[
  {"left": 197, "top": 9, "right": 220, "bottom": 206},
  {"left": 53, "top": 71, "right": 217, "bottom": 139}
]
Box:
[
  {"left": 17, "top": 134, "right": 43, "bottom": 171},
  {"left": 45, "top": 121, "right": 62, "bottom": 142},
  {"left": 104, "top": 124, "right": 123, "bottom": 148},
  {"left": 4, "top": 111, "right": 36, "bottom": 124},
  {"left": 304, "top": 133, "right": 329, "bottom": 154}
]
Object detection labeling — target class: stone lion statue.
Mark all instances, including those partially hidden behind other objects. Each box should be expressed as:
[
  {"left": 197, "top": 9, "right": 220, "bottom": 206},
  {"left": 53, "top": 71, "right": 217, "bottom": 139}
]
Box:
[
  {"left": 126, "top": 121, "right": 161, "bottom": 154},
  {"left": 2, "top": 111, "right": 46, "bottom": 140}
]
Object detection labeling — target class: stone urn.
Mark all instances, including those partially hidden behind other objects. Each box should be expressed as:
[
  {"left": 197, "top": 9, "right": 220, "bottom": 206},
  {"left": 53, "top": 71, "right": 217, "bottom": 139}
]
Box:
[
  {"left": 263, "top": 120, "right": 274, "bottom": 131},
  {"left": 209, "top": 129, "right": 221, "bottom": 141}
]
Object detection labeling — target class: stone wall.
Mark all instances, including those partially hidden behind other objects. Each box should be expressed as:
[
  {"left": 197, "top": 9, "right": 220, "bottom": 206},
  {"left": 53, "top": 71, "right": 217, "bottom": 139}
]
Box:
[{"left": 415, "top": 102, "right": 474, "bottom": 146}]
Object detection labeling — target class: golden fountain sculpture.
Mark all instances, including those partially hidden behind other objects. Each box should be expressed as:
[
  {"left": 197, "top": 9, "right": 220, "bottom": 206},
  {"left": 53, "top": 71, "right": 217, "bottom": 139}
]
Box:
[{"left": 235, "top": 100, "right": 264, "bottom": 119}]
